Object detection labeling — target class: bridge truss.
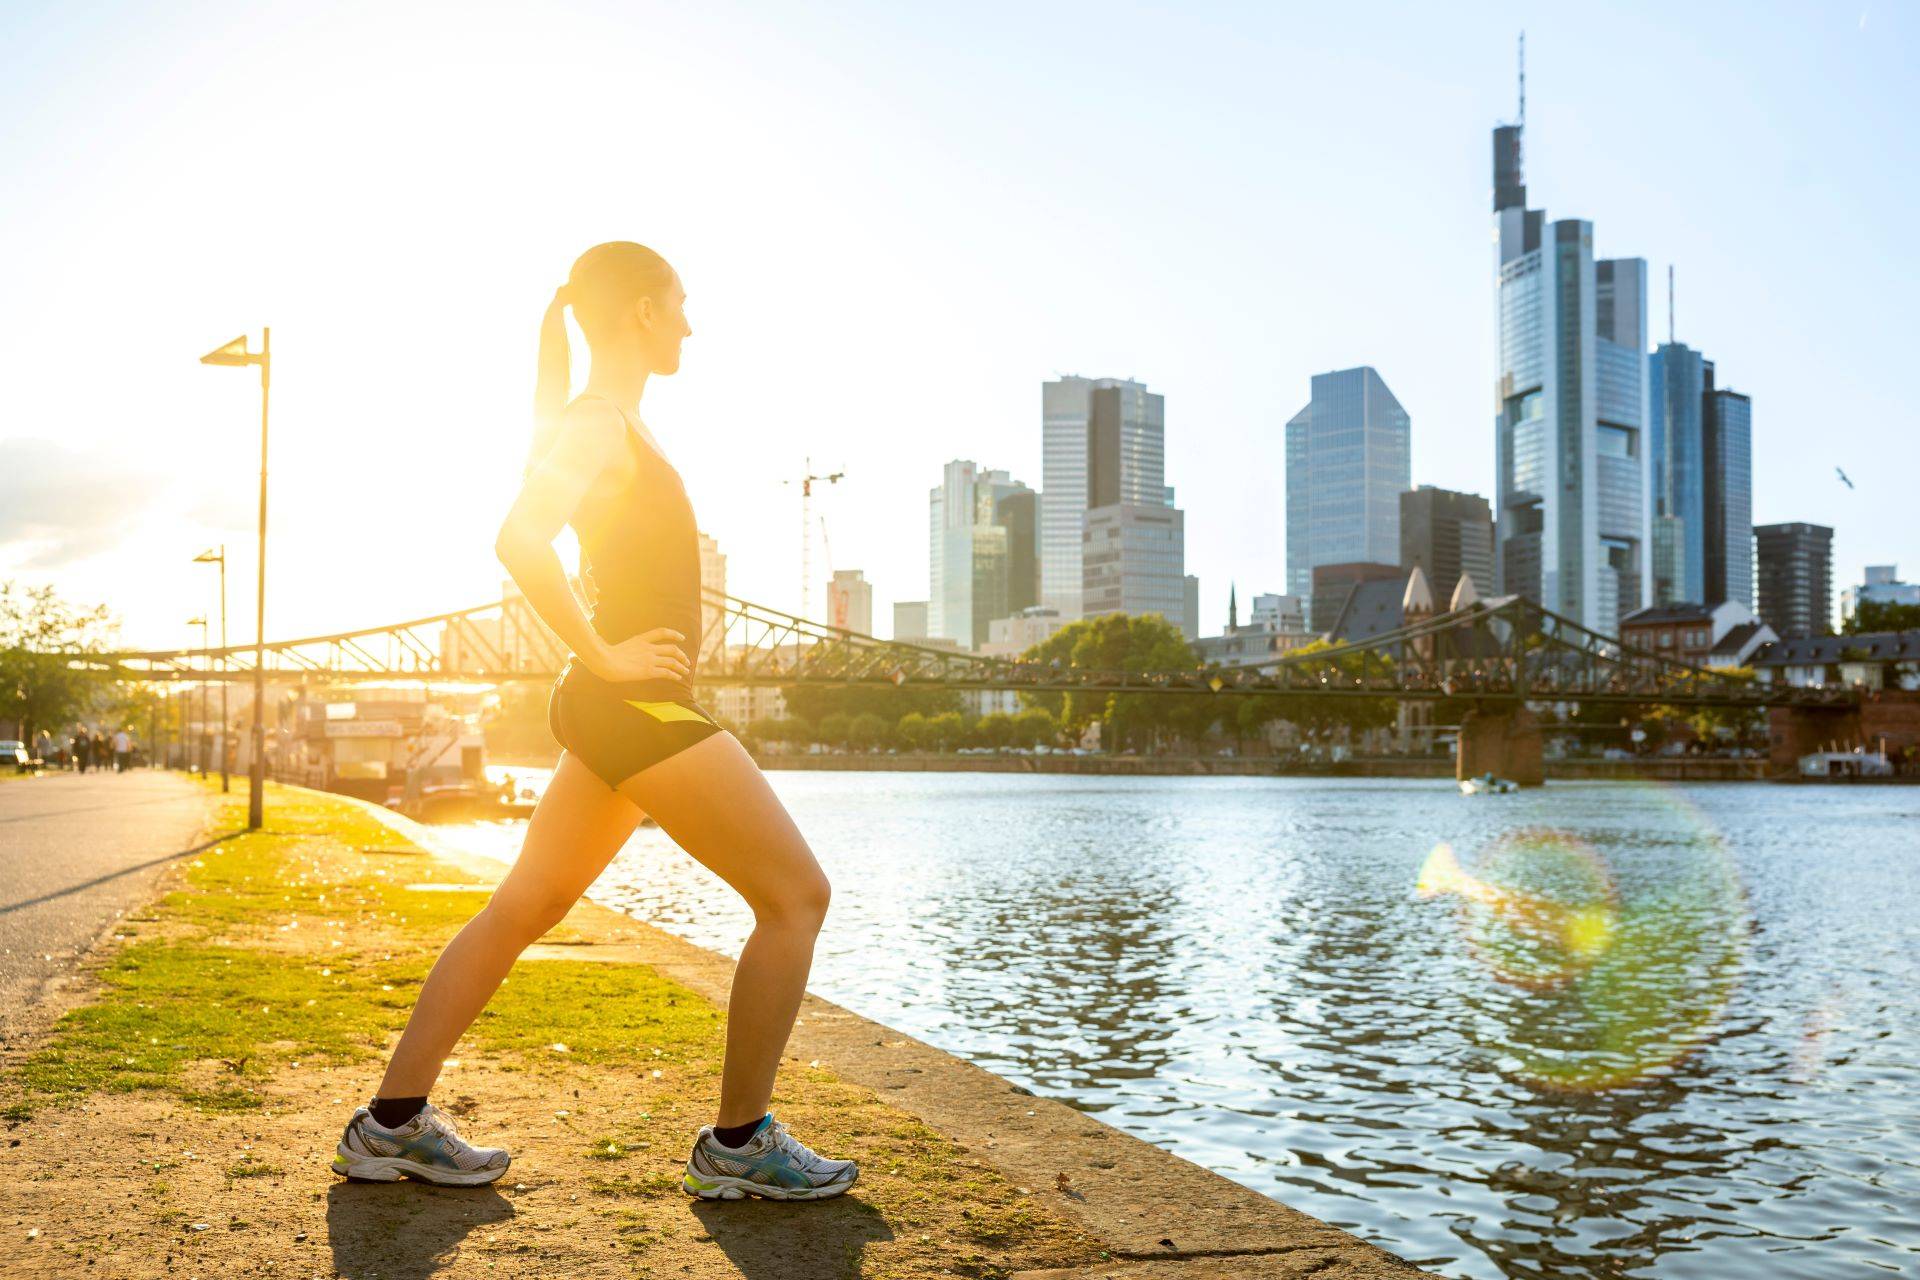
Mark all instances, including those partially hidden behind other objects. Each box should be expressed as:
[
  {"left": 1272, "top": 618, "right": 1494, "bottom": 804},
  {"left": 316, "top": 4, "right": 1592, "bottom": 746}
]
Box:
[{"left": 85, "top": 590, "right": 1838, "bottom": 709}]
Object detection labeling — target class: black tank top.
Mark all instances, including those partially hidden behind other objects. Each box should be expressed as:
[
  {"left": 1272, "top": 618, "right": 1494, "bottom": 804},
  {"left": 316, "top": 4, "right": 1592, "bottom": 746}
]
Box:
[{"left": 561, "top": 395, "right": 701, "bottom": 701}]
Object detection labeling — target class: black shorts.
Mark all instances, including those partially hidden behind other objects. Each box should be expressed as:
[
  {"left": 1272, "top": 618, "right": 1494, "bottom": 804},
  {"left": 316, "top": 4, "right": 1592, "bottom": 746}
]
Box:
[{"left": 548, "top": 674, "right": 726, "bottom": 789}]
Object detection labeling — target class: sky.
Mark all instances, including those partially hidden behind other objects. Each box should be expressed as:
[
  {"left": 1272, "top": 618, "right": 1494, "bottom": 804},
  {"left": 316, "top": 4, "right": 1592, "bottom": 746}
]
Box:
[{"left": 1, "top": 0, "right": 1913, "bottom": 650}]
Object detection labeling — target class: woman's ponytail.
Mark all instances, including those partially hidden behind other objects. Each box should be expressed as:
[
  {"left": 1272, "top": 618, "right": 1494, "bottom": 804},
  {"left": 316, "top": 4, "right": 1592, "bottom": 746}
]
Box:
[
  {"left": 528, "top": 285, "right": 572, "bottom": 472},
  {"left": 527, "top": 243, "right": 674, "bottom": 472}
]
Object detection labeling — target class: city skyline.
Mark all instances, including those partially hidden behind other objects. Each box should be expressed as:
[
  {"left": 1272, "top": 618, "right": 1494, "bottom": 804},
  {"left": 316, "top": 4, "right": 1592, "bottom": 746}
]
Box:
[{"left": 0, "top": 5, "right": 1913, "bottom": 647}]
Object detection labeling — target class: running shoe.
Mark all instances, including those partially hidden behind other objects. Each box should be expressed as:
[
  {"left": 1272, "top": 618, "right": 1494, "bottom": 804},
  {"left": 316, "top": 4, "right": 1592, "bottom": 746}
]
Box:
[
  {"left": 682, "top": 1113, "right": 859, "bottom": 1201},
  {"left": 332, "top": 1101, "right": 511, "bottom": 1187}
]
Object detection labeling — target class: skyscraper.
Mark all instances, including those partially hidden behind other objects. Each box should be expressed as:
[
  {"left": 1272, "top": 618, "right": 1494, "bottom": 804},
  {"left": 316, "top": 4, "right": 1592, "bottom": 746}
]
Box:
[
  {"left": 1492, "top": 86, "right": 1651, "bottom": 632},
  {"left": 1285, "top": 367, "right": 1411, "bottom": 614},
  {"left": 1649, "top": 338, "right": 1754, "bottom": 609},
  {"left": 1704, "top": 386, "right": 1752, "bottom": 609},
  {"left": 1755, "top": 522, "right": 1832, "bottom": 637},
  {"left": 1077, "top": 378, "right": 1187, "bottom": 633},
  {"left": 1648, "top": 341, "right": 1708, "bottom": 604},
  {"left": 929, "top": 460, "right": 1036, "bottom": 649},
  {"left": 1041, "top": 376, "right": 1163, "bottom": 620},
  {"left": 1400, "top": 486, "right": 1494, "bottom": 607}
]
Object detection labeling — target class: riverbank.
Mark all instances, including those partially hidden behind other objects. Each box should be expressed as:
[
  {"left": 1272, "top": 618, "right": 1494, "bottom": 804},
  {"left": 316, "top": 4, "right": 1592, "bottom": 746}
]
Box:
[
  {"left": 0, "top": 779, "right": 1425, "bottom": 1279},
  {"left": 757, "top": 751, "right": 1778, "bottom": 782}
]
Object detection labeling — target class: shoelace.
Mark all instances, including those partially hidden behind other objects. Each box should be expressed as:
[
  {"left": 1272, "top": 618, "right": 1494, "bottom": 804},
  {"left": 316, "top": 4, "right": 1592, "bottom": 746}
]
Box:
[
  {"left": 418, "top": 1106, "right": 468, "bottom": 1148},
  {"left": 764, "top": 1119, "right": 828, "bottom": 1171}
]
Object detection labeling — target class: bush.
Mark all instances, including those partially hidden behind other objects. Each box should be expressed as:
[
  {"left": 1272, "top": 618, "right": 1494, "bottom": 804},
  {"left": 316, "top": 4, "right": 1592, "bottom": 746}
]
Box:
[
  {"left": 926, "top": 711, "right": 967, "bottom": 751},
  {"left": 896, "top": 712, "right": 930, "bottom": 751},
  {"left": 848, "top": 712, "right": 889, "bottom": 752},
  {"left": 1013, "top": 707, "right": 1056, "bottom": 748},
  {"left": 818, "top": 712, "right": 851, "bottom": 747}
]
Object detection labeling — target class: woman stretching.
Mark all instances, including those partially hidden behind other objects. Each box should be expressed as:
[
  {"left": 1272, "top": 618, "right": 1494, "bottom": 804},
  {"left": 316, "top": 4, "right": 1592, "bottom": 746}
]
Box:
[{"left": 333, "top": 241, "right": 857, "bottom": 1201}]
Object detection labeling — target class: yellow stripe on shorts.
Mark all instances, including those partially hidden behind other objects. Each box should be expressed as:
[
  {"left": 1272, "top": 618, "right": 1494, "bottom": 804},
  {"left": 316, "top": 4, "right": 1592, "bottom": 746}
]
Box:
[{"left": 624, "top": 699, "right": 715, "bottom": 726}]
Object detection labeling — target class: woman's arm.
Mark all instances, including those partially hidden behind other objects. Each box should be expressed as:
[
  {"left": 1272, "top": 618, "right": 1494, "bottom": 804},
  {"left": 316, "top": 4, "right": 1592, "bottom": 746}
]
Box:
[{"left": 494, "top": 400, "right": 689, "bottom": 684}]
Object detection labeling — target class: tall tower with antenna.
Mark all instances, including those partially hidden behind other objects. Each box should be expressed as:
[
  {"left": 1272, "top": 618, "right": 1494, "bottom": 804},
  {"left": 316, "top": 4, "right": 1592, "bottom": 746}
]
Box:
[{"left": 1490, "top": 32, "right": 1654, "bottom": 633}]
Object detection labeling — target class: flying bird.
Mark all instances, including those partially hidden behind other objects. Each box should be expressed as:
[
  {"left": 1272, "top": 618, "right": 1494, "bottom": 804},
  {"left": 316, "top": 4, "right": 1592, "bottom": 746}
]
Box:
[{"left": 1836, "top": 467, "right": 1856, "bottom": 490}]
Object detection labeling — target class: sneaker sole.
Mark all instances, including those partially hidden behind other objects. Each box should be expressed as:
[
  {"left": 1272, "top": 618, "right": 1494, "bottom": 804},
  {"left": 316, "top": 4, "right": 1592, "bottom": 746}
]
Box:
[
  {"left": 332, "top": 1149, "right": 510, "bottom": 1187},
  {"left": 681, "top": 1168, "right": 858, "bottom": 1201}
]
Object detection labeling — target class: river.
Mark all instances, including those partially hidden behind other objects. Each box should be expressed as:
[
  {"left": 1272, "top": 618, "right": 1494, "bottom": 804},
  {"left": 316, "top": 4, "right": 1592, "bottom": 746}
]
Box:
[{"left": 443, "top": 772, "right": 1920, "bottom": 1279}]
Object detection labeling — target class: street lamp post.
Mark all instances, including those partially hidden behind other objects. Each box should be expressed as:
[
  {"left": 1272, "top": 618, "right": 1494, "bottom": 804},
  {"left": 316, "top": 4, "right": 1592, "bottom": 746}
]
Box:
[
  {"left": 188, "top": 615, "right": 208, "bottom": 774},
  {"left": 201, "top": 331, "right": 270, "bottom": 829},
  {"left": 194, "top": 546, "right": 230, "bottom": 792}
]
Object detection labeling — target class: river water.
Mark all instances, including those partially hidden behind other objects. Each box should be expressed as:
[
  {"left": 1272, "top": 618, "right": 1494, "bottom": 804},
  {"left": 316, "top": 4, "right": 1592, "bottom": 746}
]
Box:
[{"left": 443, "top": 773, "right": 1920, "bottom": 1279}]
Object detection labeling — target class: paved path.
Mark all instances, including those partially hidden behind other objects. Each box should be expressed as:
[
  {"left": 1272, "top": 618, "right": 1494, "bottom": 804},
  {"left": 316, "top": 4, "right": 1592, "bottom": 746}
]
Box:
[{"left": 0, "top": 770, "right": 212, "bottom": 1045}]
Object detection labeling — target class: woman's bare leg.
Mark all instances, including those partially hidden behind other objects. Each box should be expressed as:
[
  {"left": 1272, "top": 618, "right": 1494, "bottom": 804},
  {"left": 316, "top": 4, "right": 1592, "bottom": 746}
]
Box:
[
  {"left": 615, "top": 731, "right": 830, "bottom": 1128},
  {"left": 376, "top": 751, "right": 641, "bottom": 1098}
]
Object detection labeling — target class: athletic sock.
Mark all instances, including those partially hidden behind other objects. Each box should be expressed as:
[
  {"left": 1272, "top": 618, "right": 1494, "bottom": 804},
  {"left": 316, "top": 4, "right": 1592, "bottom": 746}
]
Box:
[
  {"left": 711, "top": 1113, "right": 770, "bottom": 1150},
  {"left": 370, "top": 1095, "right": 428, "bottom": 1129}
]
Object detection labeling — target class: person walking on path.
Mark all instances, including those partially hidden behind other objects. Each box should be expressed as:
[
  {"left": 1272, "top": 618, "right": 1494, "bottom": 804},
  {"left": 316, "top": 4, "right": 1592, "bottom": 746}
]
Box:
[
  {"left": 70, "top": 727, "right": 88, "bottom": 773},
  {"left": 112, "top": 728, "right": 132, "bottom": 773},
  {"left": 334, "top": 242, "right": 857, "bottom": 1202}
]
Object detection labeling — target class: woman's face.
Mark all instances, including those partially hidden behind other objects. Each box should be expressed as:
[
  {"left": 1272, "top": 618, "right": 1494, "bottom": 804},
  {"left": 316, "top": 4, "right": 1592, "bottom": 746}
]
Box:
[{"left": 637, "top": 270, "right": 691, "bottom": 375}]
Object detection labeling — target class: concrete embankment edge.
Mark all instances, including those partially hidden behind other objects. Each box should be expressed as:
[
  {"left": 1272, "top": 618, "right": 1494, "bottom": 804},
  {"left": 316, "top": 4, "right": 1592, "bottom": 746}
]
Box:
[{"left": 330, "top": 785, "right": 1428, "bottom": 1277}]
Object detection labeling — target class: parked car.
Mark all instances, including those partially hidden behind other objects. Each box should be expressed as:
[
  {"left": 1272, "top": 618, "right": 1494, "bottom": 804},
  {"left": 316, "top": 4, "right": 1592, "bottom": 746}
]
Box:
[{"left": 1, "top": 740, "right": 31, "bottom": 772}]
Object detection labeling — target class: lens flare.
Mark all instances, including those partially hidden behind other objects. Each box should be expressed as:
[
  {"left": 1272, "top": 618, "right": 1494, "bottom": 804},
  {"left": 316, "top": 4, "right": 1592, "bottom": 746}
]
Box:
[
  {"left": 1421, "top": 786, "right": 1749, "bottom": 1092},
  {"left": 1419, "top": 835, "right": 1618, "bottom": 989}
]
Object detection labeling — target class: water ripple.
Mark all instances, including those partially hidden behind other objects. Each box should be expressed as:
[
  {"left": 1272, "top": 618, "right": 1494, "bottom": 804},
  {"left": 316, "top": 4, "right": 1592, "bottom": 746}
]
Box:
[{"left": 446, "top": 775, "right": 1920, "bottom": 1279}]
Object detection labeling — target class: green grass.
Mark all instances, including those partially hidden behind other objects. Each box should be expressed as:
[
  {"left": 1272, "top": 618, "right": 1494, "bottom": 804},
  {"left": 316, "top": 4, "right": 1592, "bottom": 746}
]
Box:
[{"left": 5, "top": 784, "right": 726, "bottom": 1118}]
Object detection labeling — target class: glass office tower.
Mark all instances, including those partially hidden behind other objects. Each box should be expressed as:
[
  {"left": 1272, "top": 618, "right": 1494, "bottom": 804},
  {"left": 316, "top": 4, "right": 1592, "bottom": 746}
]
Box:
[
  {"left": 1648, "top": 342, "right": 1707, "bottom": 604},
  {"left": 1492, "top": 115, "right": 1650, "bottom": 632},
  {"left": 1705, "top": 387, "right": 1753, "bottom": 609},
  {"left": 1284, "top": 366, "right": 1411, "bottom": 613},
  {"left": 1649, "top": 344, "right": 1754, "bottom": 609}
]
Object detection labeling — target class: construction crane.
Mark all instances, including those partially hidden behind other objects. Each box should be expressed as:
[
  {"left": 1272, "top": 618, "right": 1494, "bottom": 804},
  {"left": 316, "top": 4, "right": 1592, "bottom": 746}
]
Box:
[{"left": 781, "top": 457, "right": 845, "bottom": 621}]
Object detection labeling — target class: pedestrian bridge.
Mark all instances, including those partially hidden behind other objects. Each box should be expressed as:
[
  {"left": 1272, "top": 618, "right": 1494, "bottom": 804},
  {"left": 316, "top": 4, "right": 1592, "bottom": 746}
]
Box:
[{"left": 89, "top": 587, "right": 1845, "bottom": 708}]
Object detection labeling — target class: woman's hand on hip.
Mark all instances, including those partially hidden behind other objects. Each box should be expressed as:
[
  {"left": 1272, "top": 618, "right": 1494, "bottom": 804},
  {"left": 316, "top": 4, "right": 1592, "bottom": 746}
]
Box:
[{"left": 586, "top": 628, "right": 691, "bottom": 684}]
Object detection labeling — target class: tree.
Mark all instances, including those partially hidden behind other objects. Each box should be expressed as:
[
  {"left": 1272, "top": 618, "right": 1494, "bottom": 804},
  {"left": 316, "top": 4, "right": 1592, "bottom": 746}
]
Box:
[
  {"left": 781, "top": 682, "right": 961, "bottom": 728},
  {"left": 896, "top": 711, "right": 930, "bottom": 751},
  {"left": 974, "top": 711, "right": 1015, "bottom": 750},
  {"left": 1261, "top": 638, "right": 1397, "bottom": 745},
  {"left": 1012, "top": 707, "right": 1057, "bottom": 749},
  {"left": 1843, "top": 599, "right": 1920, "bottom": 635},
  {"left": 0, "top": 581, "right": 116, "bottom": 742},
  {"left": 848, "top": 712, "right": 889, "bottom": 752},
  {"left": 926, "top": 710, "right": 966, "bottom": 751},
  {"left": 818, "top": 711, "right": 851, "bottom": 748},
  {"left": 1017, "top": 612, "right": 1203, "bottom": 752}
]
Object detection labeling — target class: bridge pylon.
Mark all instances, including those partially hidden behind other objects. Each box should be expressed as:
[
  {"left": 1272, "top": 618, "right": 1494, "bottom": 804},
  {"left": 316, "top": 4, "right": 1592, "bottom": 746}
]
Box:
[{"left": 1456, "top": 704, "right": 1544, "bottom": 787}]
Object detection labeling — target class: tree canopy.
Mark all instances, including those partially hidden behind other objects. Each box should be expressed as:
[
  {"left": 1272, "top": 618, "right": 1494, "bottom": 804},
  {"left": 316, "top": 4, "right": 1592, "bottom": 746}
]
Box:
[{"left": 0, "top": 580, "right": 117, "bottom": 739}]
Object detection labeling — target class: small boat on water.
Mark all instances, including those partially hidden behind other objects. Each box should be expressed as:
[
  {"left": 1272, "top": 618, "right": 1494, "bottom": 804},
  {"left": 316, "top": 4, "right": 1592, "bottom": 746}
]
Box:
[{"left": 1459, "top": 773, "right": 1518, "bottom": 795}]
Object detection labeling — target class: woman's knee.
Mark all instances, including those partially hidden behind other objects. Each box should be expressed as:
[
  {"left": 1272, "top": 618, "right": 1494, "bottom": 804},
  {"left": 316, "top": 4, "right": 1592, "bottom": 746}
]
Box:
[
  {"left": 754, "top": 870, "right": 831, "bottom": 930},
  {"left": 482, "top": 891, "right": 575, "bottom": 944}
]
